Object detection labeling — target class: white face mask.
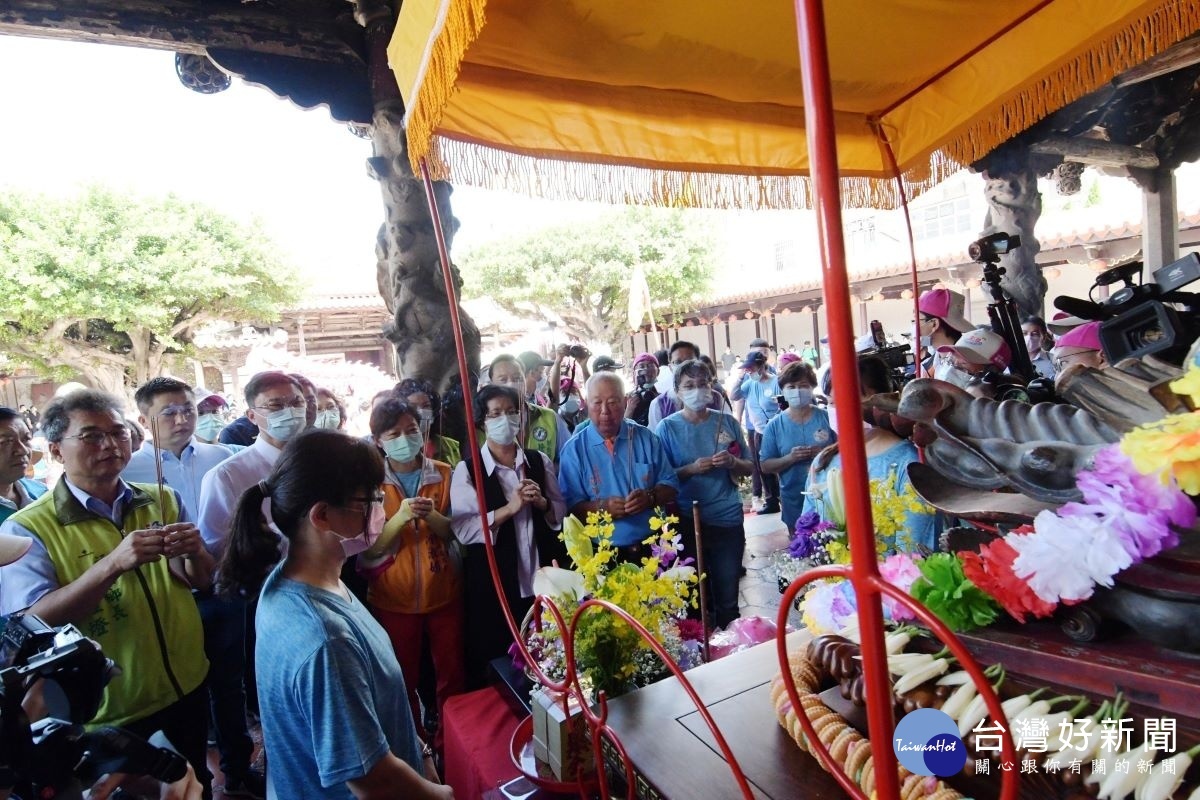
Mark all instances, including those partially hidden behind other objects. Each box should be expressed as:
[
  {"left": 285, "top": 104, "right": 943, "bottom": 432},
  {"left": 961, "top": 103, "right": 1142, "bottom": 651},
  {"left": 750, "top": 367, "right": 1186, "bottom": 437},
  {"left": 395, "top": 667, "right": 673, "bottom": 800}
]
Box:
[
  {"left": 680, "top": 387, "right": 712, "bottom": 411},
  {"left": 417, "top": 407, "right": 435, "bottom": 424},
  {"left": 783, "top": 388, "right": 812, "bottom": 408},
  {"left": 919, "top": 335, "right": 932, "bottom": 350},
  {"left": 264, "top": 406, "right": 306, "bottom": 442},
  {"left": 934, "top": 360, "right": 974, "bottom": 389},
  {"left": 315, "top": 409, "right": 341, "bottom": 429},
  {"left": 333, "top": 501, "right": 385, "bottom": 558},
  {"left": 1024, "top": 334, "right": 1043, "bottom": 353},
  {"left": 561, "top": 396, "right": 580, "bottom": 415},
  {"left": 485, "top": 413, "right": 521, "bottom": 445},
  {"left": 382, "top": 432, "right": 423, "bottom": 463},
  {"left": 195, "top": 413, "right": 224, "bottom": 441}
]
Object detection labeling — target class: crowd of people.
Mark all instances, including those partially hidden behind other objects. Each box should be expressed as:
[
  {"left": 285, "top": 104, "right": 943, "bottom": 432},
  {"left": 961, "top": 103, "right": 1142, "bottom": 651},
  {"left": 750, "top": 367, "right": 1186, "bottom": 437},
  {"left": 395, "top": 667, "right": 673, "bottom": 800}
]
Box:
[{"left": 1, "top": 313, "right": 1081, "bottom": 798}]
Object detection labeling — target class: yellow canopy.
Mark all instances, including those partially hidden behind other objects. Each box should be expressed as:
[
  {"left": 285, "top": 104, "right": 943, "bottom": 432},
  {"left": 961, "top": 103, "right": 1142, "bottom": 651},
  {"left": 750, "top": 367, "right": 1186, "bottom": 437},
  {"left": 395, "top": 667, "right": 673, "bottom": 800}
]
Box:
[{"left": 390, "top": 0, "right": 1200, "bottom": 209}]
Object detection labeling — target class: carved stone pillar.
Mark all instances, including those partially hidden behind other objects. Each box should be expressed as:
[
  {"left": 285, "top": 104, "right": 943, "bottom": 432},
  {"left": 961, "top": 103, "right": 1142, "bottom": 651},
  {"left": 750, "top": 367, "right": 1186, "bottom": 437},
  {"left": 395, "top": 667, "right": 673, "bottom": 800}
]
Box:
[
  {"left": 350, "top": 0, "right": 481, "bottom": 404},
  {"left": 980, "top": 160, "right": 1045, "bottom": 319},
  {"left": 369, "top": 101, "right": 481, "bottom": 394}
]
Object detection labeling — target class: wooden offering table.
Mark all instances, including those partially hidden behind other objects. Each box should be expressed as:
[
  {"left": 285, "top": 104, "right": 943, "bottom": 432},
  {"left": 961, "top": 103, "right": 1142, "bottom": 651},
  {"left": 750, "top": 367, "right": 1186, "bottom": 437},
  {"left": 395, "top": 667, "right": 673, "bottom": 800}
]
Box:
[{"left": 602, "top": 631, "right": 846, "bottom": 799}]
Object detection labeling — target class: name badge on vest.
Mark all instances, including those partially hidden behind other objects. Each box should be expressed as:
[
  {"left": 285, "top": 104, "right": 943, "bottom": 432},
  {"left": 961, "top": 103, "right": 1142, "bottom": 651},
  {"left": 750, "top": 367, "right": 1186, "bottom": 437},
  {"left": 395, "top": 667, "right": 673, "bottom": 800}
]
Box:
[
  {"left": 814, "top": 429, "right": 831, "bottom": 444},
  {"left": 533, "top": 426, "right": 548, "bottom": 442}
]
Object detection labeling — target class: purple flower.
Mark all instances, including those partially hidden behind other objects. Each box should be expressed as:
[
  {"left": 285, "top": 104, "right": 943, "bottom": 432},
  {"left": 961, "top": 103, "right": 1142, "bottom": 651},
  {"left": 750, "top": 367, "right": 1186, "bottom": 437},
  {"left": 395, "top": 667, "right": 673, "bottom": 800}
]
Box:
[
  {"left": 1068, "top": 445, "right": 1197, "bottom": 560},
  {"left": 788, "top": 512, "right": 834, "bottom": 560}
]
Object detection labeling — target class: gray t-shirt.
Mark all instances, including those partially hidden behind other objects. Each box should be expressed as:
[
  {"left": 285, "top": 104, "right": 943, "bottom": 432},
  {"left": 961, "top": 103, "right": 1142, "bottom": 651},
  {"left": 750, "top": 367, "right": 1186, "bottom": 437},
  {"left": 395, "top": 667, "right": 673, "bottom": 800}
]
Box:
[{"left": 256, "top": 564, "right": 422, "bottom": 799}]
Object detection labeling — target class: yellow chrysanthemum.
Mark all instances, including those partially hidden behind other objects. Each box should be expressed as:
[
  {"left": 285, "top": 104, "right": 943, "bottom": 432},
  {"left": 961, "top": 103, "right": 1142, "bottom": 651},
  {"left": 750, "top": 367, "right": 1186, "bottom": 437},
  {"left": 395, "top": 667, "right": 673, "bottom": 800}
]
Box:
[
  {"left": 1121, "top": 412, "right": 1200, "bottom": 495},
  {"left": 1170, "top": 366, "right": 1200, "bottom": 406}
]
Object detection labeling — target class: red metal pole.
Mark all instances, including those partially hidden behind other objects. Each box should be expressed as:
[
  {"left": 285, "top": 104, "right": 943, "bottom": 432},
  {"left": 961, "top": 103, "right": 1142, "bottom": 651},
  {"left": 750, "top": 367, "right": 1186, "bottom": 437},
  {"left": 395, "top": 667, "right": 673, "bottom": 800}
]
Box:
[
  {"left": 418, "top": 160, "right": 530, "bottom": 673},
  {"left": 791, "top": 2, "right": 900, "bottom": 798}
]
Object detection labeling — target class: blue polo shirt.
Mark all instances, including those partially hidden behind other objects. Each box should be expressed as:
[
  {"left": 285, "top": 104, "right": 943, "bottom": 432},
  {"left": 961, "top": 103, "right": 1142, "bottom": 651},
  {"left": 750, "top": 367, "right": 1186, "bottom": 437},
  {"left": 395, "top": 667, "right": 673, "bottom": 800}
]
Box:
[
  {"left": 758, "top": 408, "right": 837, "bottom": 534},
  {"left": 557, "top": 420, "right": 678, "bottom": 546},
  {"left": 656, "top": 411, "right": 748, "bottom": 527}
]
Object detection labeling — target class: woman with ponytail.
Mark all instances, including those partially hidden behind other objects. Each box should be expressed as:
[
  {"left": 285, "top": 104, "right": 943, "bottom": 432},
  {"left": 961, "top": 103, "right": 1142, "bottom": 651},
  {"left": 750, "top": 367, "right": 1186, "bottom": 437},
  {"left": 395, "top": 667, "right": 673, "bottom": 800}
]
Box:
[{"left": 218, "top": 429, "right": 452, "bottom": 800}]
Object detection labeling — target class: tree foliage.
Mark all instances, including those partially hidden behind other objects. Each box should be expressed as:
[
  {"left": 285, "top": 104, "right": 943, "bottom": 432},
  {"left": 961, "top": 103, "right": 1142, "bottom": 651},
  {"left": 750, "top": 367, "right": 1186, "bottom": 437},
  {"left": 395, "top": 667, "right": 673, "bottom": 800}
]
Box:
[
  {"left": 0, "top": 186, "right": 300, "bottom": 394},
  {"left": 458, "top": 207, "right": 716, "bottom": 348}
]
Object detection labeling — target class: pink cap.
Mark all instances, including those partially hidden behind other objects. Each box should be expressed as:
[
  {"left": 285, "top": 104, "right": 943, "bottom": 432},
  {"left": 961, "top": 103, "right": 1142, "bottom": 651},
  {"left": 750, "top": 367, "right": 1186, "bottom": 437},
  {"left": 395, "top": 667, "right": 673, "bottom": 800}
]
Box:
[
  {"left": 777, "top": 352, "right": 801, "bottom": 367},
  {"left": 1054, "top": 320, "right": 1102, "bottom": 352},
  {"left": 936, "top": 328, "right": 1011, "bottom": 369},
  {"left": 918, "top": 288, "right": 972, "bottom": 332},
  {"left": 631, "top": 352, "right": 658, "bottom": 368}
]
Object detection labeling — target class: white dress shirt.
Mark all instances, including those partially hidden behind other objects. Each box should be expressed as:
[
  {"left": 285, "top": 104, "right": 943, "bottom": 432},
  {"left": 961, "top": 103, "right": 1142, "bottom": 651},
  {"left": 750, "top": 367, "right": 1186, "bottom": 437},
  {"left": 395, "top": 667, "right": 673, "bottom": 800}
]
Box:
[
  {"left": 197, "top": 436, "right": 282, "bottom": 561},
  {"left": 449, "top": 447, "right": 565, "bottom": 598}
]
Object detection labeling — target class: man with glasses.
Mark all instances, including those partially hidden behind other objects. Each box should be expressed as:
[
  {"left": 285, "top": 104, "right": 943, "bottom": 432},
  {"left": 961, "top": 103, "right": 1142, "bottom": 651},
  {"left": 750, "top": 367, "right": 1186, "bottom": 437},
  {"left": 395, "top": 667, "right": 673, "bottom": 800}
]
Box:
[
  {"left": 195, "top": 371, "right": 306, "bottom": 799},
  {"left": 0, "top": 389, "right": 214, "bottom": 795},
  {"left": 0, "top": 407, "right": 46, "bottom": 525},
  {"left": 123, "top": 378, "right": 233, "bottom": 516},
  {"left": 122, "top": 377, "right": 260, "bottom": 796}
]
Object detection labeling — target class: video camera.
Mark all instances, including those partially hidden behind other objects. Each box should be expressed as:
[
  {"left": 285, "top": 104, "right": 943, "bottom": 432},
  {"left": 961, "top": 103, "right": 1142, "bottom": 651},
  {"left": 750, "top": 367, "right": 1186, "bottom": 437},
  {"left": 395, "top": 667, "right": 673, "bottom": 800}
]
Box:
[
  {"left": 860, "top": 320, "right": 915, "bottom": 391},
  {"left": 633, "top": 366, "right": 656, "bottom": 398},
  {"left": 0, "top": 614, "right": 188, "bottom": 799},
  {"left": 1053, "top": 253, "right": 1200, "bottom": 364}
]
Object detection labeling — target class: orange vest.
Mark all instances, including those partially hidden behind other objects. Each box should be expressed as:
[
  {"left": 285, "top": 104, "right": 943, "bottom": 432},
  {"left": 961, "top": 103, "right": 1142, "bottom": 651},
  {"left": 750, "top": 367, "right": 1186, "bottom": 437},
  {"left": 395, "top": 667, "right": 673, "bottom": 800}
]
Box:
[{"left": 367, "top": 459, "right": 461, "bottom": 614}]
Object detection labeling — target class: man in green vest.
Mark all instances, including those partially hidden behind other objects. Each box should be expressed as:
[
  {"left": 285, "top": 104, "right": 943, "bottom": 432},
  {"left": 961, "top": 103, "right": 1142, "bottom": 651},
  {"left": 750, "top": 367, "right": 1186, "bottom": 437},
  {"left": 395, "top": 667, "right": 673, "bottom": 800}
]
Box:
[{"left": 0, "top": 389, "right": 214, "bottom": 797}]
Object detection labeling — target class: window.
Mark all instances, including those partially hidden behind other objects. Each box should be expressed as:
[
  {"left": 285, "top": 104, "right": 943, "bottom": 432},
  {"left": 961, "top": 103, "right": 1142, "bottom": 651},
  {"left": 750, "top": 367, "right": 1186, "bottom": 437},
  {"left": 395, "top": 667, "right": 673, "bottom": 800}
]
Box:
[
  {"left": 915, "top": 197, "right": 972, "bottom": 241},
  {"left": 774, "top": 239, "right": 798, "bottom": 272}
]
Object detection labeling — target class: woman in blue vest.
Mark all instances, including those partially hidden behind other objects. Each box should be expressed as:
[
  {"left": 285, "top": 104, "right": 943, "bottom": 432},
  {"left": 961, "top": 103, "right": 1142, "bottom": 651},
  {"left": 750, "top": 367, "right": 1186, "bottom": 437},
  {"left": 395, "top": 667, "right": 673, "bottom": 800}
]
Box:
[{"left": 449, "top": 385, "right": 568, "bottom": 689}]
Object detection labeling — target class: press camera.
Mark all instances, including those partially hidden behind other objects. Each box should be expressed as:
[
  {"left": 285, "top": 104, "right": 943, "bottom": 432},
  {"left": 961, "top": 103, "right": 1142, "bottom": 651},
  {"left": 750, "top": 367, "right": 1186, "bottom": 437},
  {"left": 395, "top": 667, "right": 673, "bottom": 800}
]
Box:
[
  {"left": 0, "top": 614, "right": 187, "bottom": 798},
  {"left": 860, "top": 320, "right": 915, "bottom": 391},
  {"left": 1053, "top": 253, "right": 1200, "bottom": 364}
]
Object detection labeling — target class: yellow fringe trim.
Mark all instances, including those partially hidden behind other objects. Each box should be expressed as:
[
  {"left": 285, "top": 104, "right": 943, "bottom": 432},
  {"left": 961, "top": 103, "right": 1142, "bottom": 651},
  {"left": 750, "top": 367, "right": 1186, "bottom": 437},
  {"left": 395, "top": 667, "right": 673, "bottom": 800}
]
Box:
[
  {"left": 939, "top": 0, "right": 1200, "bottom": 170},
  {"left": 423, "top": 135, "right": 963, "bottom": 211},
  {"left": 409, "top": 0, "right": 1200, "bottom": 211},
  {"left": 404, "top": 0, "right": 488, "bottom": 169}
]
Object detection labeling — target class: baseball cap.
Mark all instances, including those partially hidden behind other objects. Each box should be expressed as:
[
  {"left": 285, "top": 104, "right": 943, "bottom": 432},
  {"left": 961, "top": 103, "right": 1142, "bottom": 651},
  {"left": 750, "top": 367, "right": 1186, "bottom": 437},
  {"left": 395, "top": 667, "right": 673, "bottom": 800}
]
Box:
[
  {"left": 777, "top": 352, "right": 801, "bottom": 367},
  {"left": 517, "top": 351, "right": 554, "bottom": 373},
  {"left": 1053, "top": 320, "right": 1102, "bottom": 352},
  {"left": 631, "top": 352, "right": 659, "bottom": 368},
  {"left": 741, "top": 351, "right": 768, "bottom": 369},
  {"left": 0, "top": 533, "right": 31, "bottom": 567},
  {"left": 748, "top": 337, "right": 769, "bottom": 348},
  {"left": 194, "top": 387, "right": 228, "bottom": 410},
  {"left": 936, "top": 328, "right": 1011, "bottom": 369},
  {"left": 592, "top": 355, "right": 623, "bottom": 372},
  {"left": 1048, "top": 310, "right": 1090, "bottom": 336},
  {"left": 918, "top": 288, "right": 972, "bottom": 333}
]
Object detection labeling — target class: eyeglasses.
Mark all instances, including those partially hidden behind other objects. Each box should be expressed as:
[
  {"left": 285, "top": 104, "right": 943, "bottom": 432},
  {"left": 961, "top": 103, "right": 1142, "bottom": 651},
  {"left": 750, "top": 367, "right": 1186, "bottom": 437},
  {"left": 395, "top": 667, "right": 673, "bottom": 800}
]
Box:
[
  {"left": 339, "top": 493, "right": 385, "bottom": 516},
  {"left": 63, "top": 428, "right": 132, "bottom": 447},
  {"left": 156, "top": 404, "right": 196, "bottom": 420},
  {"left": 253, "top": 399, "right": 307, "bottom": 413}
]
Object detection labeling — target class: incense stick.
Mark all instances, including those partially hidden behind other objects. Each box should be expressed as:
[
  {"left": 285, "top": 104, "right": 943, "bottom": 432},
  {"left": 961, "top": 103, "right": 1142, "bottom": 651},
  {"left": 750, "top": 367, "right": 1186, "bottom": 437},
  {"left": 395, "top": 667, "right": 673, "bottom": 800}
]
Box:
[{"left": 149, "top": 415, "right": 166, "bottom": 528}]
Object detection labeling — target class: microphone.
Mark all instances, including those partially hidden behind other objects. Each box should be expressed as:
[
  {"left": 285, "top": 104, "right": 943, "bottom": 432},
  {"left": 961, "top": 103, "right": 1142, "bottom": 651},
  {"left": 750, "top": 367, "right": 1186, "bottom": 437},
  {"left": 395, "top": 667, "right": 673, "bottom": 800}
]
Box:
[{"left": 1052, "top": 295, "right": 1106, "bottom": 321}]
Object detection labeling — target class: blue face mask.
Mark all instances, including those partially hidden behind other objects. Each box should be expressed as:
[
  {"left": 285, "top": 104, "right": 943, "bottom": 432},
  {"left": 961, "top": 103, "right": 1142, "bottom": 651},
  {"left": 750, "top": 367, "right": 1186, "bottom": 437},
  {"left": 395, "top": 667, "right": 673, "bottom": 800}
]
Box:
[
  {"left": 382, "top": 432, "right": 423, "bottom": 463},
  {"left": 195, "top": 413, "right": 224, "bottom": 440},
  {"left": 265, "top": 407, "right": 306, "bottom": 442}
]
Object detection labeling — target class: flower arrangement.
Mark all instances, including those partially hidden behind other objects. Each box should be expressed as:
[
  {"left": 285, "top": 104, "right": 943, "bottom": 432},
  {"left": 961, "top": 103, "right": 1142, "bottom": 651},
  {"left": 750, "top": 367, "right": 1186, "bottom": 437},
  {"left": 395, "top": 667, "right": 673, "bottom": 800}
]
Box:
[
  {"left": 790, "top": 468, "right": 930, "bottom": 566},
  {"left": 518, "top": 511, "right": 703, "bottom": 699}
]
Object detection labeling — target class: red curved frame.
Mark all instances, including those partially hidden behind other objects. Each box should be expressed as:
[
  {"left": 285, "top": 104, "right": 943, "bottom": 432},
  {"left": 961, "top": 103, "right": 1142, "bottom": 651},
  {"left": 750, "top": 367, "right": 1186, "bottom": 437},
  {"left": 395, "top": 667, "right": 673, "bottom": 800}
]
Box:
[{"left": 405, "top": 2, "right": 1027, "bottom": 797}]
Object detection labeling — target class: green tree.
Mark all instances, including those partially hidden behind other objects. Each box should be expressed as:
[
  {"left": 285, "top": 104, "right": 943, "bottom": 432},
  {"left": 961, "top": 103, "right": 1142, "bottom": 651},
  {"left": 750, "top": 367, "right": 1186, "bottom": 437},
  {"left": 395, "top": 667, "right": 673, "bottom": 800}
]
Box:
[
  {"left": 458, "top": 207, "right": 716, "bottom": 349},
  {"left": 0, "top": 186, "right": 300, "bottom": 394}
]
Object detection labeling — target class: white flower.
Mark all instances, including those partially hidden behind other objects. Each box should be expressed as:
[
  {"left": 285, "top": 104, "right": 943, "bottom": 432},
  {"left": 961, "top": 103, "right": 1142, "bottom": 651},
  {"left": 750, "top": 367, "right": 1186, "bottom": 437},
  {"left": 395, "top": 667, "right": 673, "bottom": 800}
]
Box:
[
  {"left": 1009, "top": 512, "right": 1132, "bottom": 604},
  {"left": 532, "top": 566, "right": 585, "bottom": 601},
  {"left": 661, "top": 565, "right": 696, "bottom": 583}
]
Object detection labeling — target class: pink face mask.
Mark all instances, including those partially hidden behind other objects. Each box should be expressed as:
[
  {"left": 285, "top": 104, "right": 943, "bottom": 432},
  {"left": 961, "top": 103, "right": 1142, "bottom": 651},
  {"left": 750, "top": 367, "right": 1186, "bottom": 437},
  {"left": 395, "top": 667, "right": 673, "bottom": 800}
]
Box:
[{"left": 334, "top": 501, "right": 386, "bottom": 558}]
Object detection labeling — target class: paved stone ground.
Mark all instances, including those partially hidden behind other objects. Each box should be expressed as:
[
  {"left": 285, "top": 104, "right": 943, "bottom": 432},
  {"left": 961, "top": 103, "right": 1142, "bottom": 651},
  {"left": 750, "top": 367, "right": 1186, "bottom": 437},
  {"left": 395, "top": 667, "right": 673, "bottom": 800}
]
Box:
[{"left": 740, "top": 509, "right": 805, "bottom": 630}]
